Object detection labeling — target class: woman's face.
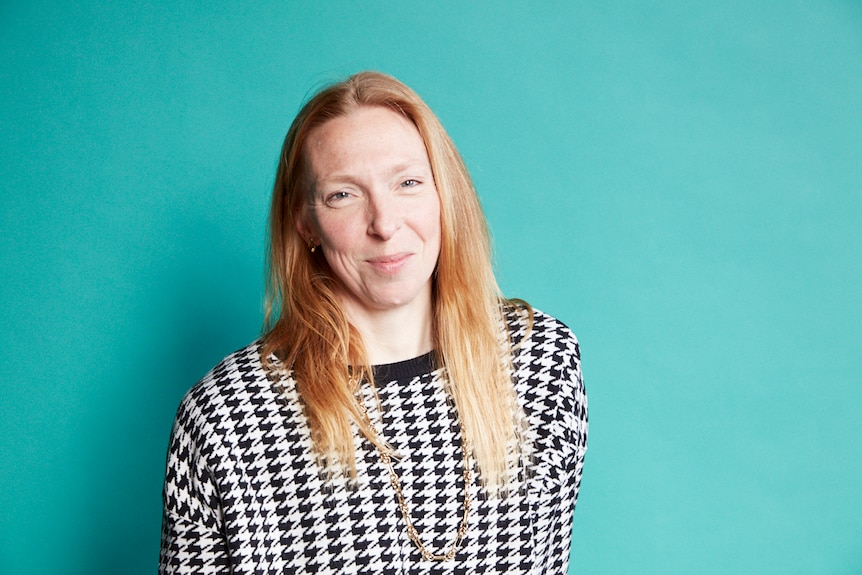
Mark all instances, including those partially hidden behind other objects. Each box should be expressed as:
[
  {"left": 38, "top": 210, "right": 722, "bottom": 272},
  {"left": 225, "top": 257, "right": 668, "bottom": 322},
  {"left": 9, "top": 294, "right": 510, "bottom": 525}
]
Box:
[{"left": 299, "top": 106, "right": 441, "bottom": 319}]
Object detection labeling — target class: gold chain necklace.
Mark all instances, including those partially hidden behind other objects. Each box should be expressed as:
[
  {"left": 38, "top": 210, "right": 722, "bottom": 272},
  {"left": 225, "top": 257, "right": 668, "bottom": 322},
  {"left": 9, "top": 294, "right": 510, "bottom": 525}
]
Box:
[{"left": 358, "top": 388, "right": 472, "bottom": 561}]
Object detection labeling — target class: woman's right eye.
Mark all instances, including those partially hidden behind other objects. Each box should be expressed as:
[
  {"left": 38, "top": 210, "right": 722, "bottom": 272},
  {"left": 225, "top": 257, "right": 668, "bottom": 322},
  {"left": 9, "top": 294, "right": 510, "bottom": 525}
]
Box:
[{"left": 325, "top": 191, "right": 352, "bottom": 205}]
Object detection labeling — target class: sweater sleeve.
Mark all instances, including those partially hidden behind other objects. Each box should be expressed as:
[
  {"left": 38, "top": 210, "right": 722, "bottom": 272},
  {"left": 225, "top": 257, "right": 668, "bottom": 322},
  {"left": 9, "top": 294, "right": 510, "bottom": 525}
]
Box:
[
  {"left": 543, "top": 326, "right": 589, "bottom": 572},
  {"left": 565, "top": 337, "right": 588, "bottom": 505},
  {"left": 159, "top": 393, "right": 231, "bottom": 574},
  {"left": 511, "top": 307, "right": 589, "bottom": 573}
]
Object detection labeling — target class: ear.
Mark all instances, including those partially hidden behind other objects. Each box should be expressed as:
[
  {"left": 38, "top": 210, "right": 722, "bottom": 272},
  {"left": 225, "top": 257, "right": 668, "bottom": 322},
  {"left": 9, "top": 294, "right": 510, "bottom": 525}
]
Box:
[{"left": 295, "top": 208, "right": 315, "bottom": 245}]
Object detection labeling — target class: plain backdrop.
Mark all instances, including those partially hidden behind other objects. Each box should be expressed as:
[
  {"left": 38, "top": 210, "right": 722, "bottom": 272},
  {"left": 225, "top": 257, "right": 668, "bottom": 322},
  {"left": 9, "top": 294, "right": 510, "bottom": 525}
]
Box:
[{"left": 2, "top": 1, "right": 861, "bottom": 574}]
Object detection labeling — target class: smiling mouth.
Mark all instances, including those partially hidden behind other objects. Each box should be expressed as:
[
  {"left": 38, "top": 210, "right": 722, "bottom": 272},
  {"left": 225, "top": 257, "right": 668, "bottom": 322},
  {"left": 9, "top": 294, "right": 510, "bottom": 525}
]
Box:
[{"left": 367, "top": 253, "right": 411, "bottom": 274}]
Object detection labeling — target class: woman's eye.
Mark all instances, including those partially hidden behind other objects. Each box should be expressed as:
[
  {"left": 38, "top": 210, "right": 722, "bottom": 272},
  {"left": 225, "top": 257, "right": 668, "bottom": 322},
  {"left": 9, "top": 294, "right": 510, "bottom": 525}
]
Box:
[
  {"left": 401, "top": 179, "right": 419, "bottom": 188},
  {"left": 325, "top": 191, "right": 351, "bottom": 205}
]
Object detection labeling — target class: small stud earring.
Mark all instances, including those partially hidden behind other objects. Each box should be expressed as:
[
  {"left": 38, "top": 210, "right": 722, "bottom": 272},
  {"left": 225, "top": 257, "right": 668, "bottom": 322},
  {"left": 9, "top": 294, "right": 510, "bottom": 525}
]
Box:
[{"left": 308, "top": 239, "right": 317, "bottom": 253}]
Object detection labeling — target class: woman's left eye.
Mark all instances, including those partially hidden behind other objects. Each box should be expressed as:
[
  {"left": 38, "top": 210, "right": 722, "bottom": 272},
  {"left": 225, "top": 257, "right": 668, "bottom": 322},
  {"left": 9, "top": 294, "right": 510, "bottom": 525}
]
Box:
[{"left": 401, "top": 179, "right": 419, "bottom": 188}]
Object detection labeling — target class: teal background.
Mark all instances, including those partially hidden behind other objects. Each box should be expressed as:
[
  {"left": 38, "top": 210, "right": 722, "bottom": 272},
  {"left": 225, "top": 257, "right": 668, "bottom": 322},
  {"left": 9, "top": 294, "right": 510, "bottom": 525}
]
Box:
[{"left": 2, "top": 1, "right": 860, "bottom": 573}]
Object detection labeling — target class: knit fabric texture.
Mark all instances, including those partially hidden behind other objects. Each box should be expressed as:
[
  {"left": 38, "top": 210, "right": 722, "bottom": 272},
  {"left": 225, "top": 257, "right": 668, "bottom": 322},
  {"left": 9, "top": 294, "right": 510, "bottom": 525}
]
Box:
[{"left": 160, "top": 308, "right": 588, "bottom": 574}]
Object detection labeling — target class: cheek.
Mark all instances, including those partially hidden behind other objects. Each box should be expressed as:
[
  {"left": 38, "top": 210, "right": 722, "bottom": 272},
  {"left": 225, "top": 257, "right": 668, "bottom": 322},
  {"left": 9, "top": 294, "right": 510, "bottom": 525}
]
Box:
[
  {"left": 423, "top": 200, "right": 442, "bottom": 246},
  {"left": 427, "top": 218, "right": 442, "bottom": 249},
  {"left": 314, "top": 211, "right": 357, "bottom": 249}
]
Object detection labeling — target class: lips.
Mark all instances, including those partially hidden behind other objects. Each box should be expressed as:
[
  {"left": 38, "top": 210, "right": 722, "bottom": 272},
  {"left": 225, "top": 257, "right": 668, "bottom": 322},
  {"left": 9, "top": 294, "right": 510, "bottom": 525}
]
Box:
[{"left": 366, "top": 253, "right": 412, "bottom": 274}]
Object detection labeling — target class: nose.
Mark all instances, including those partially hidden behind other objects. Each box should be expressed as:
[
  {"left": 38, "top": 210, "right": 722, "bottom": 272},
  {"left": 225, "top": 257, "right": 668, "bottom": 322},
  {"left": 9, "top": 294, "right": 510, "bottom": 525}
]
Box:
[{"left": 366, "top": 194, "right": 401, "bottom": 240}]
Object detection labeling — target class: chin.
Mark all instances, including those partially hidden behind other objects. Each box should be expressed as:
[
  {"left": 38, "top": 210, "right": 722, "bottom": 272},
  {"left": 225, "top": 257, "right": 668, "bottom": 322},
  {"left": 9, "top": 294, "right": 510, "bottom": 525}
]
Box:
[{"left": 365, "top": 290, "right": 423, "bottom": 310}]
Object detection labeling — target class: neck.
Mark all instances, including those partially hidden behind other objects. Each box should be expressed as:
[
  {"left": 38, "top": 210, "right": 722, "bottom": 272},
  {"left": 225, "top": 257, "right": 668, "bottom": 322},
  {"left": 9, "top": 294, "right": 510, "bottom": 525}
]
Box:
[{"left": 341, "top": 299, "right": 435, "bottom": 366}]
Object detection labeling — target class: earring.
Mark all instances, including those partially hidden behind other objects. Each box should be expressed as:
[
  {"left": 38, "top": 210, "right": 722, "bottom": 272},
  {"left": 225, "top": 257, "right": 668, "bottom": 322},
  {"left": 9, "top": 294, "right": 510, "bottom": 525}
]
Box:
[{"left": 308, "top": 239, "right": 317, "bottom": 253}]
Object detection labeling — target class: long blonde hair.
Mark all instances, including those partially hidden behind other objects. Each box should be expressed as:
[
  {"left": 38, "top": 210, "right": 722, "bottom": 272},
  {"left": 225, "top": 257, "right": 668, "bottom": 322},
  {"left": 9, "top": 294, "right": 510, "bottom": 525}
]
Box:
[{"left": 262, "top": 71, "right": 529, "bottom": 489}]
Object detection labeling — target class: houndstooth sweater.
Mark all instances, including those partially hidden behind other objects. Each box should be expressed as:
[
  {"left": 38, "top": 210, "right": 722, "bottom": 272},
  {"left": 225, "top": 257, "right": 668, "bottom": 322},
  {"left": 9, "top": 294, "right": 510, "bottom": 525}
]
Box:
[{"left": 159, "top": 308, "right": 587, "bottom": 574}]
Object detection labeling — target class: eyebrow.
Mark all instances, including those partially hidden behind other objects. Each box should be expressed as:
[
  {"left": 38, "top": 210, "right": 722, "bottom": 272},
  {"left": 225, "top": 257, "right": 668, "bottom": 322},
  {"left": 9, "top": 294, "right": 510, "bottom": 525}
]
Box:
[
  {"left": 385, "top": 161, "right": 431, "bottom": 179},
  {"left": 316, "top": 161, "right": 431, "bottom": 187}
]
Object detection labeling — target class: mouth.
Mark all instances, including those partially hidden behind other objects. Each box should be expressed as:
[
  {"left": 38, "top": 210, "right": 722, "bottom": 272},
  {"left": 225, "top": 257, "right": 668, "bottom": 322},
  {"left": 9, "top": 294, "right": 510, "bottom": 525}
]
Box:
[{"left": 366, "top": 253, "right": 412, "bottom": 274}]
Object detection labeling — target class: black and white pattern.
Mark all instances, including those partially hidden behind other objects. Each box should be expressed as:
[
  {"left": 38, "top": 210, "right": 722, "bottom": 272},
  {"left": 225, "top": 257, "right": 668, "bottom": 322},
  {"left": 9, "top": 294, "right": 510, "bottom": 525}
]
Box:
[{"left": 160, "top": 308, "right": 588, "bottom": 574}]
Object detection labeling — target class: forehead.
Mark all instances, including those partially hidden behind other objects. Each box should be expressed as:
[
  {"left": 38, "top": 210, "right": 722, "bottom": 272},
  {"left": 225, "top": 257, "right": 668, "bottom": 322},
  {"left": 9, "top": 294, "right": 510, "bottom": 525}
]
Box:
[{"left": 304, "top": 106, "right": 430, "bottom": 178}]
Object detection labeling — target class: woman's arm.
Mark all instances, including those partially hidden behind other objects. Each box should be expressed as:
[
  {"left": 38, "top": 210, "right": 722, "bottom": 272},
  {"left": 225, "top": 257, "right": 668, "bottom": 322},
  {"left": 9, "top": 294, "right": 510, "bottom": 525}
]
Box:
[{"left": 159, "top": 396, "right": 231, "bottom": 574}]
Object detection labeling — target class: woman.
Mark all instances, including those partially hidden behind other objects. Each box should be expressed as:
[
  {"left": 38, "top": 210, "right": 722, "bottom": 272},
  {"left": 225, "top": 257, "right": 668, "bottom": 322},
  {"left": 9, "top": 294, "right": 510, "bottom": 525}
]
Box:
[{"left": 160, "top": 71, "right": 587, "bottom": 574}]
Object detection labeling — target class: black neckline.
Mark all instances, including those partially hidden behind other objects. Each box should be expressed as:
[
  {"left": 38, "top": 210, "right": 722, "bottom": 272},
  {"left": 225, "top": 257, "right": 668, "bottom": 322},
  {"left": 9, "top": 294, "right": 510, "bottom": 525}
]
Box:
[{"left": 372, "top": 351, "right": 438, "bottom": 382}]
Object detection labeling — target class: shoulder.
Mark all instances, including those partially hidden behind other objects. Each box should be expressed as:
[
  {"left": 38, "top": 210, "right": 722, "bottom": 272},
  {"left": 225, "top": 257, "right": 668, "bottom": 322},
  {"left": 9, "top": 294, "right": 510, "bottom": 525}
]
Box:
[
  {"left": 503, "top": 303, "right": 587, "bottom": 445},
  {"left": 172, "top": 341, "right": 275, "bottom": 441},
  {"left": 503, "top": 302, "right": 581, "bottom": 367}
]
